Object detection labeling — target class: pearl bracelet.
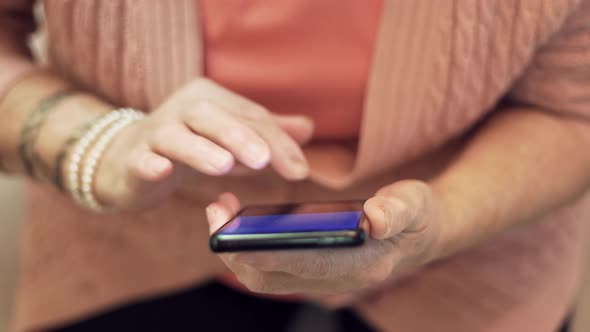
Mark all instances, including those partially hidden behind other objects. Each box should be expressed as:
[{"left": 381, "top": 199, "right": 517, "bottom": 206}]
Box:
[
  {"left": 80, "top": 109, "right": 144, "bottom": 212},
  {"left": 66, "top": 108, "right": 144, "bottom": 212},
  {"left": 67, "top": 111, "right": 124, "bottom": 206}
]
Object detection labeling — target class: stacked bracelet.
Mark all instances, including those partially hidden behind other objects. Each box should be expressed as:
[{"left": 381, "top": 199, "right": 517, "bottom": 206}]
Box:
[
  {"left": 66, "top": 108, "right": 144, "bottom": 212},
  {"left": 80, "top": 110, "right": 143, "bottom": 211},
  {"left": 18, "top": 90, "right": 75, "bottom": 180},
  {"left": 53, "top": 119, "right": 96, "bottom": 192}
]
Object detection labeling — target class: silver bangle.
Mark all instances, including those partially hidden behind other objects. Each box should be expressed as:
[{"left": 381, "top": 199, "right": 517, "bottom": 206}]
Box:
[{"left": 80, "top": 109, "right": 144, "bottom": 212}]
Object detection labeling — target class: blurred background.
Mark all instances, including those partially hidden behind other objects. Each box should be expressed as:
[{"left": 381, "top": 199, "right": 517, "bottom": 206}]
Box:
[{"left": 0, "top": 176, "right": 589, "bottom": 331}]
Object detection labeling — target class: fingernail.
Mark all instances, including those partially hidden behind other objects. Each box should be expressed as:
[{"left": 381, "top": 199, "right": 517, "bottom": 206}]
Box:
[
  {"left": 365, "top": 200, "right": 391, "bottom": 239},
  {"left": 208, "top": 151, "right": 234, "bottom": 172},
  {"left": 290, "top": 154, "right": 309, "bottom": 179},
  {"left": 244, "top": 143, "right": 270, "bottom": 169},
  {"left": 380, "top": 205, "right": 392, "bottom": 237},
  {"left": 296, "top": 116, "right": 314, "bottom": 132}
]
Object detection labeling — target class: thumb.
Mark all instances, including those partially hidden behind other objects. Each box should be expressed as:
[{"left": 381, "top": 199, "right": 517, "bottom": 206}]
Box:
[
  {"left": 363, "top": 196, "right": 412, "bottom": 240},
  {"left": 365, "top": 180, "right": 431, "bottom": 239},
  {"left": 272, "top": 114, "right": 315, "bottom": 145}
]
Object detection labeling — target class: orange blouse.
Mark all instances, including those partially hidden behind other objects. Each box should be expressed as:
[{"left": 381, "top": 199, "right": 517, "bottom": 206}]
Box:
[{"left": 200, "top": 0, "right": 382, "bottom": 141}]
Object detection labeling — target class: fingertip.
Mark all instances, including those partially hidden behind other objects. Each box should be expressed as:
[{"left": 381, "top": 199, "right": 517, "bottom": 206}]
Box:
[
  {"left": 131, "top": 151, "right": 173, "bottom": 181},
  {"left": 363, "top": 198, "right": 389, "bottom": 240},
  {"left": 206, "top": 202, "right": 232, "bottom": 234},
  {"left": 204, "top": 150, "right": 236, "bottom": 176},
  {"left": 293, "top": 115, "right": 315, "bottom": 145},
  {"left": 218, "top": 192, "right": 241, "bottom": 213},
  {"left": 289, "top": 162, "right": 310, "bottom": 181},
  {"left": 244, "top": 143, "right": 271, "bottom": 170},
  {"left": 366, "top": 197, "right": 409, "bottom": 239},
  {"left": 282, "top": 151, "right": 309, "bottom": 181}
]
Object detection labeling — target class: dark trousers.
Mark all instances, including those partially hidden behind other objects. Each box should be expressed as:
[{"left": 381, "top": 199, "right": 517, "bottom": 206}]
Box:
[
  {"left": 52, "top": 281, "right": 373, "bottom": 332},
  {"left": 52, "top": 281, "right": 571, "bottom": 332}
]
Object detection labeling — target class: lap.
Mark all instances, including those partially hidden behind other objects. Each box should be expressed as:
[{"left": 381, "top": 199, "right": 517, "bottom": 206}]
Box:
[{"left": 51, "top": 281, "right": 373, "bottom": 332}]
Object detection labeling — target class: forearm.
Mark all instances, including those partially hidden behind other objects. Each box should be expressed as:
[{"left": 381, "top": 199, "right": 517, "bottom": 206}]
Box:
[
  {"left": 0, "top": 70, "right": 113, "bottom": 183},
  {"left": 430, "top": 107, "right": 590, "bottom": 259}
]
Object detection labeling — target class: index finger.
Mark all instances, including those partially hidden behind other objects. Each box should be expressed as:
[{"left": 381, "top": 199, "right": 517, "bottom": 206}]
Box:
[{"left": 206, "top": 192, "right": 241, "bottom": 234}]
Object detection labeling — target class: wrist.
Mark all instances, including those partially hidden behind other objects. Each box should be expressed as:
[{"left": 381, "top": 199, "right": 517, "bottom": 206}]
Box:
[{"left": 39, "top": 94, "right": 114, "bottom": 184}]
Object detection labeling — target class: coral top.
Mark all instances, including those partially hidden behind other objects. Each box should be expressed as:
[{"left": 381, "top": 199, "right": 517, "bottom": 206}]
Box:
[{"left": 200, "top": 0, "right": 382, "bottom": 140}]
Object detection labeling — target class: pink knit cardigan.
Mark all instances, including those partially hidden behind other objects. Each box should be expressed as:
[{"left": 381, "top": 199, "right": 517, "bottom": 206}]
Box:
[{"left": 1, "top": 1, "right": 590, "bottom": 331}]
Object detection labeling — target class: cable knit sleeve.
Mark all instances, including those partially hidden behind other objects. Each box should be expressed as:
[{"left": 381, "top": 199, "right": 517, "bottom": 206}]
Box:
[
  {"left": 0, "top": 0, "right": 36, "bottom": 100},
  {"left": 509, "top": 0, "right": 590, "bottom": 140}
]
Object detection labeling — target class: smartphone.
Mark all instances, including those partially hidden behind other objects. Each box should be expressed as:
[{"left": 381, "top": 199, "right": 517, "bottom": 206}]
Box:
[{"left": 209, "top": 200, "right": 366, "bottom": 252}]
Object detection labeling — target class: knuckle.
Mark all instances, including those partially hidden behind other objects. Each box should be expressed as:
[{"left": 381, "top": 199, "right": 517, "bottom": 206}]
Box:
[
  {"left": 150, "top": 124, "right": 180, "bottom": 147},
  {"left": 188, "top": 100, "right": 217, "bottom": 119},
  {"left": 244, "top": 105, "right": 270, "bottom": 121}
]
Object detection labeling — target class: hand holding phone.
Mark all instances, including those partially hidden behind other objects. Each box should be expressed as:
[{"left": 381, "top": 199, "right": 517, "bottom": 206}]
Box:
[{"left": 206, "top": 181, "right": 440, "bottom": 296}]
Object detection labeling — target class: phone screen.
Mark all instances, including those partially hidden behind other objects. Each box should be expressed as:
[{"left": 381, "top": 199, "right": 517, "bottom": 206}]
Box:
[{"left": 217, "top": 201, "right": 364, "bottom": 235}]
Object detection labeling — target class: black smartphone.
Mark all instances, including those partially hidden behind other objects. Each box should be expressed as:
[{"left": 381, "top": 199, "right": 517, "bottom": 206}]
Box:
[{"left": 209, "top": 200, "right": 366, "bottom": 252}]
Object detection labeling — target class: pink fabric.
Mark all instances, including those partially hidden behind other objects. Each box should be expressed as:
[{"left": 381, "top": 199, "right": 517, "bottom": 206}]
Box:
[
  {"left": 0, "top": 1, "right": 590, "bottom": 331},
  {"left": 200, "top": 0, "right": 381, "bottom": 140}
]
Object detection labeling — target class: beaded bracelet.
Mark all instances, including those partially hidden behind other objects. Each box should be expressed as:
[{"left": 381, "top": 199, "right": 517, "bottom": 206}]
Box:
[
  {"left": 53, "top": 119, "right": 97, "bottom": 192},
  {"left": 66, "top": 110, "right": 124, "bottom": 207},
  {"left": 79, "top": 109, "right": 144, "bottom": 212},
  {"left": 66, "top": 108, "right": 144, "bottom": 212}
]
